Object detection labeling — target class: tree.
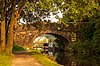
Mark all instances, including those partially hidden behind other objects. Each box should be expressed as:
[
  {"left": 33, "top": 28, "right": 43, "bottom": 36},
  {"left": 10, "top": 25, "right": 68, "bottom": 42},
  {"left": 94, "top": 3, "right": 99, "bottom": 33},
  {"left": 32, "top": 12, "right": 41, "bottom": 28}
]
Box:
[
  {"left": 0, "top": 0, "right": 5, "bottom": 52},
  {"left": 70, "top": 0, "right": 100, "bottom": 54},
  {"left": 19, "top": 0, "right": 57, "bottom": 22},
  {"left": 61, "top": 0, "right": 99, "bottom": 22},
  {"left": 0, "top": 0, "right": 25, "bottom": 54},
  {"left": 20, "top": 0, "right": 99, "bottom": 24}
]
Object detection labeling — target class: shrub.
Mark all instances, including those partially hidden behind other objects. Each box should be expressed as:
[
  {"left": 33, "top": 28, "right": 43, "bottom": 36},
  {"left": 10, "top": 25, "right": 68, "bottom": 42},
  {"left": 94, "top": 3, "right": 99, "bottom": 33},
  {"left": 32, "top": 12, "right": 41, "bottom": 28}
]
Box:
[{"left": 92, "top": 28, "right": 100, "bottom": 54}]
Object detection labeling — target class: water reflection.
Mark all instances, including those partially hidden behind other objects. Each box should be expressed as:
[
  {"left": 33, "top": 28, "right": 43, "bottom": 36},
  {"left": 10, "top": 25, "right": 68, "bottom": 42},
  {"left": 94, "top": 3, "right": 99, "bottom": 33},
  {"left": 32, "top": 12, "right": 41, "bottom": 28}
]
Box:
[
  {"left": 47, "top": 49, "right": 100, "bottom": 66},
  {"left": 48, "top": 49, "right": 70, "bottom": 65},
  {"left": 55, "top": 51, "right": 69, "bottom": 65}
]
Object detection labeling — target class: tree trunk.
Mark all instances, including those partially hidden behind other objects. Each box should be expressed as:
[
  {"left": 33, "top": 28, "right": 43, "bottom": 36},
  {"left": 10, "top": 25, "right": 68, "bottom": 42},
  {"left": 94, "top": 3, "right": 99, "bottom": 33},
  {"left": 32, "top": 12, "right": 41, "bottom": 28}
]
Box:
[
  {"left": 6, "top": 0, "right": 16, "bottom": 54},
  {"left": 6, "top": 15, "right": 14, "bottom": 54},
  {"left": 0, "top": 20, "right": 6, "bottom": 52},
  {"left": 0, "top": 0, "right": 6, "bottom": 53}
]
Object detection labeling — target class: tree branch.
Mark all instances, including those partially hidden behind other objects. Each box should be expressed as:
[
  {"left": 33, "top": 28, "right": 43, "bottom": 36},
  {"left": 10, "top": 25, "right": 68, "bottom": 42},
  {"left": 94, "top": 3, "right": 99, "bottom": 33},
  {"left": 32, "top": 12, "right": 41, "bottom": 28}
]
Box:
[{"left": 18, "top": 0, "right": 26, "bottom": 14}]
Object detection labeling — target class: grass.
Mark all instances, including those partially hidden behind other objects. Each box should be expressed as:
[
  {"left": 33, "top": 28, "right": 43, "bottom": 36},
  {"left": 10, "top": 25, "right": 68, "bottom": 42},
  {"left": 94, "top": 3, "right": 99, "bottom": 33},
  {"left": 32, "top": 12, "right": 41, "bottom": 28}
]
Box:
[
  {"left": 12, "top": 44, "right": 26, "bottom": 52},
  {"left": 0, "top": 53, "right": 12, "bottom": 66},
  {"left": 30, "top": 50, "right": 61, "bottom": 66}
]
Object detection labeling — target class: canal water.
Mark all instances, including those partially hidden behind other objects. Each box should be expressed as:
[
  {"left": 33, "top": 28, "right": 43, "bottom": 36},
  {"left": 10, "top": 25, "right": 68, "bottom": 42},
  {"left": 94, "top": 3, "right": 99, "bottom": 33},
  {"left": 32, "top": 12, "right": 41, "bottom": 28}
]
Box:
[{"left": 47, "top": 49, "right": 100, "bottom": 66}]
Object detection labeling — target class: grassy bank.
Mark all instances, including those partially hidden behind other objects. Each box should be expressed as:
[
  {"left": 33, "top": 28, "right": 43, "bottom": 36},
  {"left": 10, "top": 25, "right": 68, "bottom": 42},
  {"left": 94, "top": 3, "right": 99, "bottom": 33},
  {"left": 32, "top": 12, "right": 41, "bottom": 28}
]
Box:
[
  {"left": 31, "top": 50, "right": 61, "bottom": 66},
  {"left": 0, "top": 53, "right": 12, "bottom": 66},
  {"left": 12, "top": 44, "right": 26, "bottom": 52}
]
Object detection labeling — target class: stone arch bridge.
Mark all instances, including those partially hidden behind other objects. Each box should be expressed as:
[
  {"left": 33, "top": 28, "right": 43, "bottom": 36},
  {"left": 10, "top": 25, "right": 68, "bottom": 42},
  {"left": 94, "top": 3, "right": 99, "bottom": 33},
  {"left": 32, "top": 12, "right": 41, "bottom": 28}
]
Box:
[{"left": 14, "top": 22, "right": 78, "bottom": 48}]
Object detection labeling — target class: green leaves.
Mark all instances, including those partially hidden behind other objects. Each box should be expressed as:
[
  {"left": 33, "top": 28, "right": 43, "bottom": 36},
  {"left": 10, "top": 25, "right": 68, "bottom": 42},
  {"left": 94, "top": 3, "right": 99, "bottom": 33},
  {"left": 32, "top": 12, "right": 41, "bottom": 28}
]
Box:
[
  {"left": 21, "top": 0, "right": 99, "bottom": 23},
  {"left": 61, "top": 0, "right": 99, "bottom": 22}
]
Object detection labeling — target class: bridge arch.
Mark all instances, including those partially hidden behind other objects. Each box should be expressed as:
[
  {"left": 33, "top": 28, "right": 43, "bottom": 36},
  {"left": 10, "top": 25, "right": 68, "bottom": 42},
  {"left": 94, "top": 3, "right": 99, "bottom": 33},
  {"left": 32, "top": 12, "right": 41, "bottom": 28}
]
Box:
[{"left": 35, "top": 33, "right": 70, "bottom": 51}]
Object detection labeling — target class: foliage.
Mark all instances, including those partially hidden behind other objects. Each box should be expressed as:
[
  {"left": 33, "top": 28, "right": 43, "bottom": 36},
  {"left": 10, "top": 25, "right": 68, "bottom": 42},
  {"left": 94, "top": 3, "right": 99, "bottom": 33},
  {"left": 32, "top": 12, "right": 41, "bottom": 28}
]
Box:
[
  {"left": 61, "top": 0, "right": 99, "bottom": 22},
  {"left": 92, "top": 28, "right": 100, "bottom": 54},
  {"left": 71, "top": 28, "right": 100, "bottom": 55},
  {"left": 78, "top": 22, "right": 96, "bottom": 40},
  {"left": 71, "top": 40, "right": 94, "bottom": 54},
  {"left": 31, "top": 50, "right": 61, "bottom": 66},
  {"left": 70, "top": 54, "right": 100, "bottom": 66},
  {"left": 20, "top": 0, "right": 60, "bottom": 22},
  {"left": 18, "top": 0, "right": 100, "bottom": 23},
  {"left": 70, "top": 9, "right": 100, "bottom": 55},
  {"left": 0, "top": 53, "right": 12, "bottom": 66},
  {"left": 12, "top": 44, "right": 26, "bottom": 52}
]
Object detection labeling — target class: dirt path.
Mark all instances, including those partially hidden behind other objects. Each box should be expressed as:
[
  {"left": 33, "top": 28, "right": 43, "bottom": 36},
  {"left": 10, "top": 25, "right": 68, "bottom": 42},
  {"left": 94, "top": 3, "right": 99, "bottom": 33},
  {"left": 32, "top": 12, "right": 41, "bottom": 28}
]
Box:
[{"left": 11, "top": 54, "right": 43, "bottom": 66}]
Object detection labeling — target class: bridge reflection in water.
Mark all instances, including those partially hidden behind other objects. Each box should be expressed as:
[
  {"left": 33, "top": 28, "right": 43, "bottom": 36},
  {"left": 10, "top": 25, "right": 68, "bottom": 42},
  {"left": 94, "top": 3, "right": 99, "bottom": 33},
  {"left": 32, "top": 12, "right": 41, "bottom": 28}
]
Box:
[{"left": 40, "top": 33, "right": 70, "bottom": 66}]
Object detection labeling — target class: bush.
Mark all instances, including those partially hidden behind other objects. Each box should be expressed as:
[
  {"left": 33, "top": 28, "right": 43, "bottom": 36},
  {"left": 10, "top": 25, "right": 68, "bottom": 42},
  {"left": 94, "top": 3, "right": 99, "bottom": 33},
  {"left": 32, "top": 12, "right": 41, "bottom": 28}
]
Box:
[
  {"left": 92, "top": 28, "right": 100, "bottom": 53},
  {"left": 71, "top": 22, "right": 100, "bottom": 55},
  {"left": 71, "top": 40, "right": 95, "bottom": 54}
]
